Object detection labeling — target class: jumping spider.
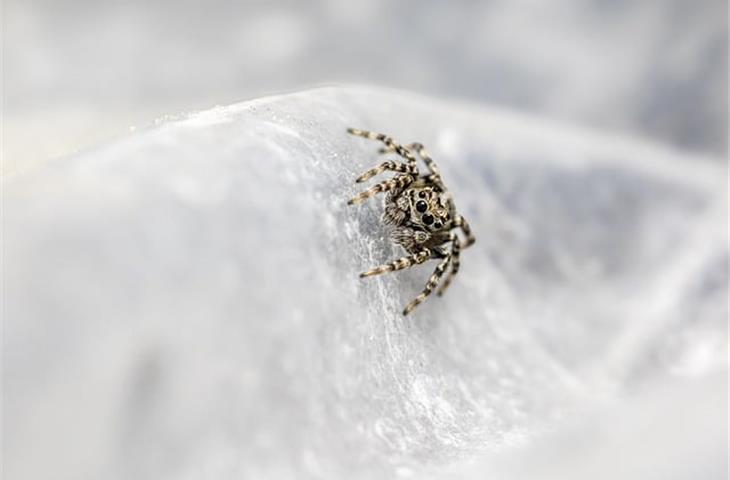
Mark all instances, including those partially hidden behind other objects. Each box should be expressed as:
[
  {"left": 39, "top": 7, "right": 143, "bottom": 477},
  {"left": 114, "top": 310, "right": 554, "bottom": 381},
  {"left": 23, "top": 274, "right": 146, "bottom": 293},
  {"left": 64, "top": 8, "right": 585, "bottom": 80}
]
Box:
[{"left": 347, "top": 128, "right": 475, "bottom": 315}]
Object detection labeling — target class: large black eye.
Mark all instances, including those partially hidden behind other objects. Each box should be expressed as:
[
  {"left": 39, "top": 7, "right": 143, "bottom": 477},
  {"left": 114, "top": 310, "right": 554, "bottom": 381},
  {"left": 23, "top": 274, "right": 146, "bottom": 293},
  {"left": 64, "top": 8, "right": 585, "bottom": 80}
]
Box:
[
  {"left": 416, "top": 200, "right": 428, "bottom": 213},
  {"left": 422, "top": 214, "right": 434, "bottom": 225}
]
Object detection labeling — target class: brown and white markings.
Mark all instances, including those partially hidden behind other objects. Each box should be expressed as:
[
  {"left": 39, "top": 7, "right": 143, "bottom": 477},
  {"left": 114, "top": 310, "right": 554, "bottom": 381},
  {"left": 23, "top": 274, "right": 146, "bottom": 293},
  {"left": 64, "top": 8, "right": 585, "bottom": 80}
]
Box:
[{"left": 347, "top": 128, "right": 475, "bottom": 315}]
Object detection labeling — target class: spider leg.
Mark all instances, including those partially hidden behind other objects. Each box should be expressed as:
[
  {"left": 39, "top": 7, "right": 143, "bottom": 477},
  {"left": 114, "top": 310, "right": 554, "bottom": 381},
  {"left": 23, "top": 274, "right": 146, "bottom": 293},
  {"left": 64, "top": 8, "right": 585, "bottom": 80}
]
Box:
[
  {"left": 355, "top": 160, "right": 417, "bottom": 183},
  {"left": 360, "top": 249, "right": 430, "bottom": 278},
  {"left": 347, "top": 174, "right": 414, "bottom": 205},
  {"left": 409, "top": 143, "right": 443, "bottom": 180},
  {"left": 403, "top": 254, "right": 451, "bottom": 315},
  {"left": 437, "top": 233, "right": 461, "bottom": 297},
  {"left": 347, "top": 128, "right": 418, "bottom": 169},
  {"left": 408, "top": 174, "right": 443, "bottom": 190},
  {"left": 348, "top": 127, "right": 390, "bottom": 142},
  {"left": 382, "top": 142, "right": 445, "bottom": 189},
  {"left": 453, "top": 215, "right": 476, "bottom": 247}
]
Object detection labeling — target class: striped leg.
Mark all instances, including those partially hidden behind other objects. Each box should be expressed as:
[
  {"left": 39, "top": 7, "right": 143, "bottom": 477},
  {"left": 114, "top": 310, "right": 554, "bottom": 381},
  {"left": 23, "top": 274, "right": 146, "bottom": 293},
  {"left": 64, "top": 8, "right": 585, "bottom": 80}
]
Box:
[
  {"left": 454, "top": 215, "right": 476, "bottom": 247},
  {"left": 380, "top": 142, "right": 447, "bottom": 192},
  {"left": 355, "top": 160, "right": 417, "bottom": 183},
  {"left": 409, "top": 143, "right": 442, "bottom": 179},
  {"left": 403, "top": 255, "right": 451, "bottom": 315},
  {"left": 348, "top": 127, "right": 391, "bottom": 143},
  {"left": 347, "top": 174, "right": 414, "bottom": 205},
  {"left": 380, "top": 143, "right": 441, "bottom": 177},
  {"left": 347, "top": 128, "right": 417, "bottom": 169},
  {"left": 360, "top": 249, "right": 430, "bottom": 278},
  {"left": 408, "top": 174, "right": 443, "bottom": 190},
  {"left": 436, "top": 234, "right": 461, "bottom": 297}
]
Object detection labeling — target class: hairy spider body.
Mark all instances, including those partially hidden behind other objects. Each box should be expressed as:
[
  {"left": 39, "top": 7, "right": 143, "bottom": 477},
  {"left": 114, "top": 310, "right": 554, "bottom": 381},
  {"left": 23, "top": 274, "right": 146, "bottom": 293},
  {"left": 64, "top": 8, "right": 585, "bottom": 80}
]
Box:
[{"left": 347, "top": 128, "right": 475, "bottom": 315}]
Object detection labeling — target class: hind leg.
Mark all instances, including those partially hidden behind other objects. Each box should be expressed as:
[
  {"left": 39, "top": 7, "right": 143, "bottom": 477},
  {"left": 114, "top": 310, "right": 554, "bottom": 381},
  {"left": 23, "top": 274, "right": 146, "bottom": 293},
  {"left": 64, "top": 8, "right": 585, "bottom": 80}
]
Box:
[
  {"left": 347, "top": 128, "right": 418, "bottom": 169},
  {"left": 354, "top": 160, "right": 417, "bottom": 183},
  {"left": 347, "top": 174, "right": 414, "bottom": 205},
  {"left": 360, "top": 249, "right": 431, "bottom": 278}
]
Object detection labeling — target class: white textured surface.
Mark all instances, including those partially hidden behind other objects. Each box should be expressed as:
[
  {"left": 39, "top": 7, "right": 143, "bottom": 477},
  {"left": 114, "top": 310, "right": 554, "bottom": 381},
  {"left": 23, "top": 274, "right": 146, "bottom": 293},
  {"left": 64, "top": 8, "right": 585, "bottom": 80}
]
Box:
[{"left": 3, "top": 86, "right": 728, "bottom": 479}]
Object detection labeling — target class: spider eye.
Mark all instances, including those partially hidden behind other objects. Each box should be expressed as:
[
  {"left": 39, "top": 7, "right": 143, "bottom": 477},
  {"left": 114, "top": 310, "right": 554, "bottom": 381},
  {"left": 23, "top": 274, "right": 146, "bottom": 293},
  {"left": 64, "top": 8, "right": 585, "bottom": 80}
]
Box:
[
  {"left": 418, "top": 191, "right": 427, "bottom": 198},
  {"left": 422, "top": 214, "right": 434, "bottom": 225},
  {"left": 434, "top": 222, "right": 442, "bottom": 229},
  {"left": 416, "top": 200, "right": 428, "bottom": 213}
]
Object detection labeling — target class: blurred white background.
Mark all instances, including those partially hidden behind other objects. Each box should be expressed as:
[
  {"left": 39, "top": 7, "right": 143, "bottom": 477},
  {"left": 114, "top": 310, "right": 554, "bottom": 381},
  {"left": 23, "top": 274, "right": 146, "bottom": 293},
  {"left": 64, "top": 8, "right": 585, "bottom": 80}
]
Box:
[{"left": 3, "top": 0, "right": 727, "bottom": 174}]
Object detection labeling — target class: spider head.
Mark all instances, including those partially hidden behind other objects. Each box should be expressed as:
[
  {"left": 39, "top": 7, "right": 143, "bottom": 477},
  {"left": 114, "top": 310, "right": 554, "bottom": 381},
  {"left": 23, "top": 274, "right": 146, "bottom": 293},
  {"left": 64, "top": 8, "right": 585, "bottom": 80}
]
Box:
[{"left": 409, "top": 187, "right": 450, "bottom": 232}]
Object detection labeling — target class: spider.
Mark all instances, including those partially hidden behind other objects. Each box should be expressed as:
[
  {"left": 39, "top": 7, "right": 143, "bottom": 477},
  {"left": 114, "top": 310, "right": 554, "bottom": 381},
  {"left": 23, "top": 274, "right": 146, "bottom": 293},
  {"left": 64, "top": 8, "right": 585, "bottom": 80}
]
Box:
[{"left": 346, "top": 128, "right": 475, "bottom": 315}]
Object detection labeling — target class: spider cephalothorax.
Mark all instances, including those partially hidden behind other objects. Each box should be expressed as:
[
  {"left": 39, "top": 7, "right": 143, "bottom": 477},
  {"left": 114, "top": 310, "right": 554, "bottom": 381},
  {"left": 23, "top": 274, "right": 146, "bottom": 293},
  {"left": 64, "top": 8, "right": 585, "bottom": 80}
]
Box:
[{"left": 347, "top": 128, "right": 475, "bottom": 315}]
